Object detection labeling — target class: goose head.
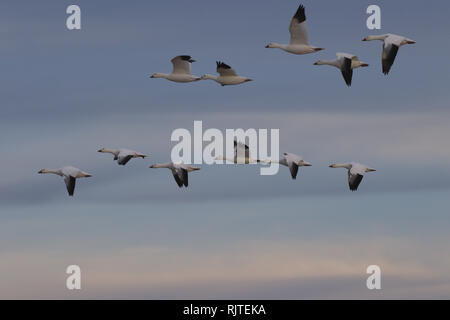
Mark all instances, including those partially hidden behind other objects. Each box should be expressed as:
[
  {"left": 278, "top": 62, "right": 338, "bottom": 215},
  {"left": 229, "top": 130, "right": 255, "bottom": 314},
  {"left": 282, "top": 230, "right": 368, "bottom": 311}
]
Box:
[
  {"left": 300, "top": 160, "right": 312, "bottom": 167},
  {"left": 81, "top": 172, "right": 93, "bottom": 178},
  {"left": 355, "top": 61, "right": 369, "bottom": 68},
  {"left": 200, "top": 74, "right": 216, "bottom": 80},
  {"left": 150, "top": 73, "right": 165, "bottom": 79},
  {"left": 329, "top": 163, "right": 352, "bottom": 169},
  {"left": 402, "top": 39, "right": 416, "bottom": 45},
  {"left": 265, "top": 42, "right": 280, "bottom": 49},
  {"left": 150, "top": 163, "right": 169, "bottom": 168}
]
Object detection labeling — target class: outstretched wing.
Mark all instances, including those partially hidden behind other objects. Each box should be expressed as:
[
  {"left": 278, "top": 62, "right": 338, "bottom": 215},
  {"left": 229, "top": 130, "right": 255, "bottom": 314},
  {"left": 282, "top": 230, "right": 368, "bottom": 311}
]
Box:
[
  {"left": 283, "top": 153, "right": 301, "bottom": 179},
  {"left": 216, "top": 61, "right": 237, "bottom": 76},
  {"left": 348, "top": 165, "right": 366, "bottom": 191},
  {"left": 171, "top": 55, "right": 195, "bottom": 74},
  {"left": 340, "top": 57, "right": 353, "bottom": 86},
  {"left": 382, "top": 43, "right": 399, "bottom": 75},
  {"left": 64, "top": 176, "right": 76, "bottom": 196},
  {"left": 288, "top": 162, "right": 299, "bottom": 179},
  {"left": 181, "top": 168, "right": 188, "bottom": 187},
  {"left": 289, "top": 4, "right": 309, "bottom": 45},
  {"left": 171, "top": 168, "right": 184, "bottom": 188},
  {"left": 348, "top": 172, "right": 363, "bottom": 191},
  {"left": 118, "top": 155, "right": 133, "bottom": 166}
]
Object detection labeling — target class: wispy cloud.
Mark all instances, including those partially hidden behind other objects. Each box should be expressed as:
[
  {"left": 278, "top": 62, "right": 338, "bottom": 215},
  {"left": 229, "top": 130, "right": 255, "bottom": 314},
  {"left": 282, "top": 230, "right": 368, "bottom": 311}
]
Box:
[{"left": 1, "top": 236, "right": 449, "bottom": 299}]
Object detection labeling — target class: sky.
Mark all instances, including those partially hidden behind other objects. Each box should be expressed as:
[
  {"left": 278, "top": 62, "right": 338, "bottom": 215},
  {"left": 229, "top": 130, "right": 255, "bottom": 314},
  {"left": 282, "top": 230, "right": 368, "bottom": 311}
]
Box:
[{"left": 1, "top": 0, "right": 450, "bottom": 299}]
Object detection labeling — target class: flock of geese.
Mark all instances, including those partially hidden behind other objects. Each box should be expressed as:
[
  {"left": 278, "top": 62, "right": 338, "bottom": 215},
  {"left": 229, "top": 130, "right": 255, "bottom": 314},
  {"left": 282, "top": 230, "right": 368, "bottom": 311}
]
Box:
[
  {"left": 38, "top": 140, "right": 376, "bottom": 196},
  {"left": 150, "top": 4, "right": 415, "bottom": 86},
  {"left": 39, "top": 3, "right": 415, "bottom": 196}
]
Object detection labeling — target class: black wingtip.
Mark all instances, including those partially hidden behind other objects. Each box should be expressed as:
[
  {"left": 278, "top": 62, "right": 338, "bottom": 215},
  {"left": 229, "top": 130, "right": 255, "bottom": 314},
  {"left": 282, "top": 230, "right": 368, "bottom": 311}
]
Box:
[
  {"left": 349, "top": 174, "right": 363, "bottom": 191},
  {"left": 216, "top": 61, "right": 231, "bottom": 69},
  {"left": 293, "top": 4, "right": 306, "bottom": 23},
  {"left": 341, "top": 58, "right": 353, "bottom": 87},
  {"left": 382, "top": 65, "right": 391, "bottom": 75},
  {"left": 178, "top": 55, "right": 195, "bottom": 63},
  {"left": 382, "top": 44, "right": 399, "bottom": 76}
]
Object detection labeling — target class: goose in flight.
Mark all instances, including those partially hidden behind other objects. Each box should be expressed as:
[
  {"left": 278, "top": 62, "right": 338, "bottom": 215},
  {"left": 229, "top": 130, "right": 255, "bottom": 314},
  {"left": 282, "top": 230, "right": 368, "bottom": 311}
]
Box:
[
  {"left": 329, "top": 162, "right": 376, "bottom": 191},
  {"left": 314, "top": 53, "right": 369, "bottom": 86},
  {"left": 98, "top": 147, "right": 147, "bottom": 166},
  {"left": 216, "top": 140, "right": 264, "bottom": 164},
  {"left": 265, "top": 4, "right": 324, "bottom": 55},
  {"left": 267, "top": 153, "right": 311, "bottom": 179},
  {"left": 150, "top": 55, "right": 201, "bottom": 82},
  {"left": 38, "top": 166, "right": 92, "bottom": 196},
  {"left": 201, "top": 61, "right": 253, "bottom": 86},
  {"left": 150, "top": 162, "right": 200, "bottom": 188},
  {"left": 362, "top": 34, "right": 416, "bottom": 74}
]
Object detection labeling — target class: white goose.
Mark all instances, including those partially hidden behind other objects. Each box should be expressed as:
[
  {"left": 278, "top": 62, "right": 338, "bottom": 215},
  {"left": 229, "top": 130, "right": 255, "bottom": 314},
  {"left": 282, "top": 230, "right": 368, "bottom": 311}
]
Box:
[
  {"left": 265, "top": 4, "right": 324, "bottom": 55},
  {"left": 150, "top": 55, "right": 201, "bottom": 82},
  {"left": 268, "top": 153, "right": 311, "bottom": 179},
  {"left": 150, "top": 162, "right": 200, "bottom": 188},
  {"left": 201, "top": 62, "right": 253, "bottom": 86},
  {"left": 314, "top": 53, "right": 369, "bottom": 86},
  {"left": 216, "top": 140, "right": 263, "bottom": 164},
  {"left": 98, "top": 147, "right": 147, "bottom": 166},
  {"left": 329, "top": 162, "right": 376, "bottom": 191},
  {"left": 362, "top": 34, "right": 416, "bottom": 74},
  {"left": 38, "top": 166, "right": 92, "bottom": 196}
]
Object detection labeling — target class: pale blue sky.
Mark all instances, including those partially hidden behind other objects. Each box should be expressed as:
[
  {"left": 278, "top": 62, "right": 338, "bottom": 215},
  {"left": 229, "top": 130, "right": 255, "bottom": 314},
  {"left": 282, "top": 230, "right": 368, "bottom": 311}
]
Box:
[{"left": 1, "top": 0, "right": 450, "bottom": 299}]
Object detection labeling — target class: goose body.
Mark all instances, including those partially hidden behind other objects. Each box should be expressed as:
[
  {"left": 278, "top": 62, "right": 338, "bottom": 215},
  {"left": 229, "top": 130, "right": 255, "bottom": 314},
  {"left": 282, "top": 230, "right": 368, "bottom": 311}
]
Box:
[
  {"left": 201, "top": 62, "right": 252, "bottom": 86},
  {"left": 269, "top": 153, "right": 312, "bottom": 179},
  {"left": 314, "top": 53, "right": 369, "bottom": 86},
  {"left": 216, "top": 140, "right": 263, "bottom": 164},
  {"left": 329, "top": 162, "right": 376, "bottom": 191},
  {"left": 38, "top": 166, "right": 92, "bottom": 196},
  {"left": 150, "top": 162, "right": 200, "bottom": 188},
  {"left": 265, "top": 4, "right": 324, "bottom": 55},
  {"left": 362, "top": 34, "right": 416, "bottom": 74},
  {"left": 150, "top": 55, "right": 201, "bottom": 83},
  {"left": 98, "top": 147, "right": 147, "bottom": 166}
]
